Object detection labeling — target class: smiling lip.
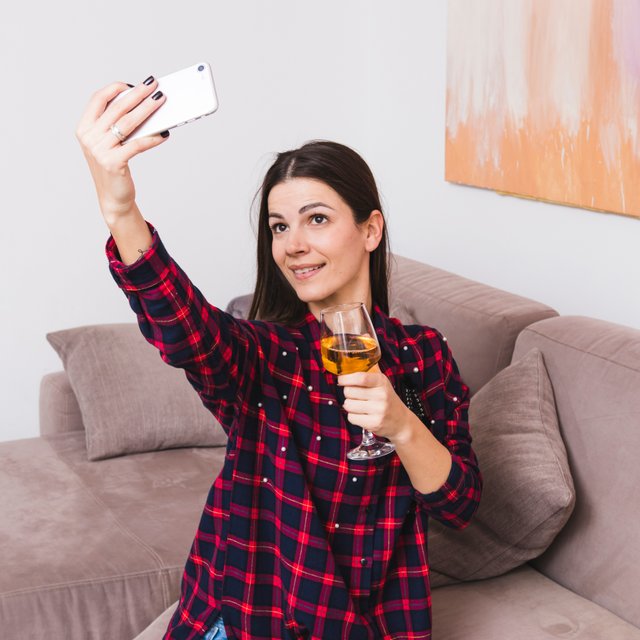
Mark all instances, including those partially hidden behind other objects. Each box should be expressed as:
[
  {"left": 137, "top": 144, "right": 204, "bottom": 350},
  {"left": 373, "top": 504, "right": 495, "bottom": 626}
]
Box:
[{"left": 289, "top": 264, "right": 325, "bottom": 281}]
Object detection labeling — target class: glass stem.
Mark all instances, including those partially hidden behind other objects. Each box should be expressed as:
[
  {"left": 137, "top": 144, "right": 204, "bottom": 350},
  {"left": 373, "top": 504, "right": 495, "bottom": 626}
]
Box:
[{"left": 361, "top": 429, "right": 376, "bottom": 446}]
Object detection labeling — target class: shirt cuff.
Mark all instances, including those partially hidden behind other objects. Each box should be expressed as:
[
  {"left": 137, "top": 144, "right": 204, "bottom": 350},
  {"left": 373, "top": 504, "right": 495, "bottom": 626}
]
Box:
[
  {"left": 106, "top": 222, "right": 172, "bottom": 292},
  {"left": 414, "top": 453, "right": 467, "bottom": 509}
]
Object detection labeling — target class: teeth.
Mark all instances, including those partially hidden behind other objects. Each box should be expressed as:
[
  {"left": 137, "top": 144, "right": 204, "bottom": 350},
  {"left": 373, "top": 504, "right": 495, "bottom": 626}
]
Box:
[{"left": 295, "top": 266, "right": 322, "bottom": 274}]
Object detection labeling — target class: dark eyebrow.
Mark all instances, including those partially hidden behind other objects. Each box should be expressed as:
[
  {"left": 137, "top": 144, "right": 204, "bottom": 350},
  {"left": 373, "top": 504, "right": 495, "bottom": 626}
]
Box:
[
  {"left": 268, "top": 202, "right": 334, "bottom": 219},
  {"left": 299, "top": 201, "right": 334, "bottom": 214}
]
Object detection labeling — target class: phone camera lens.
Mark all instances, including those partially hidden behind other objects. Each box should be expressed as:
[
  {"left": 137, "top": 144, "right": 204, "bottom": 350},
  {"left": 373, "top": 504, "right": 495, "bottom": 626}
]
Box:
[{"left": 198, "top": 65, "right": 205, "bottom": 72}]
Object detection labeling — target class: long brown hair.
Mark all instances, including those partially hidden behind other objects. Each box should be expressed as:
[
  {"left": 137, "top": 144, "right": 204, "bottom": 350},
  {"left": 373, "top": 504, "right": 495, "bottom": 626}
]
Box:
[{"left": 249, "top": 140, "right": 390, "bottom": 325}]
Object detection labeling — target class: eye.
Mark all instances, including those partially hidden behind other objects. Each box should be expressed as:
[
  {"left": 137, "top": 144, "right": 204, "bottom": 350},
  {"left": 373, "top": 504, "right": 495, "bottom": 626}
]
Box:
[
  {"left": 310, "top": 214, "right": 328, "bottom": 225},
  {"left": 270, "top": 222, "right": 288, "bottom": 234}
]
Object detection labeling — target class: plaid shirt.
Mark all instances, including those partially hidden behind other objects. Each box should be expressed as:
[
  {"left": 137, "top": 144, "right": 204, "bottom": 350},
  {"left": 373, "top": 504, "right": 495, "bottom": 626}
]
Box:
[{"left": 107, "top": 227, "right": 481, "bottom": 640}]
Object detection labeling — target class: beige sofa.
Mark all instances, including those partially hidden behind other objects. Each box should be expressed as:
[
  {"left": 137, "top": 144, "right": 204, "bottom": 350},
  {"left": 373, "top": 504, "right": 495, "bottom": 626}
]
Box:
[{"left": 1, "top": 254, "right": 639, "bottom": 639}]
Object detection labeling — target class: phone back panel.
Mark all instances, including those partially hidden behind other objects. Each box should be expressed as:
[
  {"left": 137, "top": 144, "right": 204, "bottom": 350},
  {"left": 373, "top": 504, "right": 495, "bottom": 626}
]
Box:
[{"left": 119, "top": 62, "right": 218, "bottom": 141}]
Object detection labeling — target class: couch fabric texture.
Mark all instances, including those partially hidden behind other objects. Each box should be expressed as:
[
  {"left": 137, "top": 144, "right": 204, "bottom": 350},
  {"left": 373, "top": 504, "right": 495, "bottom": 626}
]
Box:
[
  {"left": 431, "top": 565, "right": 640, "bottom": 640},
  {"left": 0, "top": 430, "right": 225, "bottom": 638}
]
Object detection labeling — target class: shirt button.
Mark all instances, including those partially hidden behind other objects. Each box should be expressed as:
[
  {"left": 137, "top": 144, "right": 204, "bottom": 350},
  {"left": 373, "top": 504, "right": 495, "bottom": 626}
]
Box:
[
  {"left": 443, "top": 336, "right": 448, "bottom": 342},
  {"left": 258, "top": 402, "right": 263, "bottom": 408},
  {"left": 352, "top": 476, "right": 358, "bottom": 483},
  {"left": 403, "top": 345, "right": 408, "bottom": 351},
  {"left": 334, "top": 523, "right": 340, "bottom": 529},
  {"left": 360, "top": 557, "right": 368, "bottom": 566},
  {"left": 262, "top": 477, "right": 268, "bottom": 483},
  {"left": 453, "top": 396, "right": 458, "bottom": 402},
  {"left": 282, "top": 394, "right": 287, "bottom": 400},
  {"left": 308, "top": 385, "right": 313, "bottom": 391},
  {"left": 328, "top": 400, "right": 333, "bottom": 406},
  {"left": 316, "top": 435, "right": 322, "bottom": 441},
  {"left": 281, "top": 446, "right": 287, "bottom": 452},
  {"left": 282, "top": 351, "right": 287, "bottom": 357},
  {"left": 413, "top": 366, "right": 419, "bottom": 373},
  {"left": 430, "top": 419, "right": 436, "bottom": 425}
]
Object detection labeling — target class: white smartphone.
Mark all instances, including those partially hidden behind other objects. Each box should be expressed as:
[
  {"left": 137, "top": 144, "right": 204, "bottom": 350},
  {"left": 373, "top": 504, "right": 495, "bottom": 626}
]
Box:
[{"left": 115, "top": 62, "right": 219, "bottom": 142}]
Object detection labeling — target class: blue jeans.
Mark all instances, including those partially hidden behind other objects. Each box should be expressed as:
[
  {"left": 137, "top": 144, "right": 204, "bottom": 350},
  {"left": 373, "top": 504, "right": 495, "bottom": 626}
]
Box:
[{"left": 203, "top": 616, "right": 227, "bottom": 640}]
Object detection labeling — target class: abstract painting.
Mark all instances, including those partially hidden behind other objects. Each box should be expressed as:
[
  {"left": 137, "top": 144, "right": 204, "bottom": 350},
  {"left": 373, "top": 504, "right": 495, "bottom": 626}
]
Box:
[{"left": 445, "top": 0, "right": 640, "bottom": 218}]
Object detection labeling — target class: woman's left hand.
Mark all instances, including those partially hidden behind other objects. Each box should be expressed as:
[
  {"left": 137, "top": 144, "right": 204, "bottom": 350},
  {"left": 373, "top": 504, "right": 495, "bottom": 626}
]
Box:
[{"left": 338, "top": 366, "right": 414, "bottom": 443}]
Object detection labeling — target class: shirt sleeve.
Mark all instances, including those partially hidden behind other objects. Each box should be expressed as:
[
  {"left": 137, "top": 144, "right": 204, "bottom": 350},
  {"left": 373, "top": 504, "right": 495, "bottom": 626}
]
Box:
[
  {"left": 414, "top": 331, "right": 482, "bottom": 529},
  {"left": 106, "top": 223, "right": 260, "bottom": 433}
]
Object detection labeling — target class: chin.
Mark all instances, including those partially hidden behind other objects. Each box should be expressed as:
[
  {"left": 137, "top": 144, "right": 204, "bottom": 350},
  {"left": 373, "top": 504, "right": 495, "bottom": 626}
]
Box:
[
  {"left": 287, "top": 280, "right": 322, "bottom": 301},
  {"left": 287, "top": 276, "right": 344, "bottom": 308},
  {"left": 294, "top": 291, "right": 323, "bottom": 305},
  {"left": 292, "top": 292, "right": 332, "bottom": 312}
]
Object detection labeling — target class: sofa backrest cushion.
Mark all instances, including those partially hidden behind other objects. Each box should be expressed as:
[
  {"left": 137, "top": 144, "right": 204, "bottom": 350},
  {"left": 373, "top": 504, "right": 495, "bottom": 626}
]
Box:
[
  {"left": 47, "top": 324, "right": 227, "bottom": 460},
  {"left": 513, "top": 316, "right": 640, "bottom": 627},
  {"left": 388, "top": 256, "right": 558, "bottom": 395},
  {"left": 428, "top": 347, "right": 575, "bottom": 586},
  {"left": 226, "top": 255, "right": 558, "bottom": 396}
]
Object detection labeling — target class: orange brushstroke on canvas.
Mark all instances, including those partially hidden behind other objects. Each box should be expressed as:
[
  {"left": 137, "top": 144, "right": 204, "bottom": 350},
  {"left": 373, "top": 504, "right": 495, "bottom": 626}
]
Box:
[{"left": 446, "top": 0, "right": 640, "bottom": 219}]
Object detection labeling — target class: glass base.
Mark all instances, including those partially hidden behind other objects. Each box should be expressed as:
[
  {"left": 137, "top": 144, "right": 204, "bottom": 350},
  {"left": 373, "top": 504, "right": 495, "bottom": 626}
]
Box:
[{"left": 347, "top": 439, "right": 396, "bottom": 461}]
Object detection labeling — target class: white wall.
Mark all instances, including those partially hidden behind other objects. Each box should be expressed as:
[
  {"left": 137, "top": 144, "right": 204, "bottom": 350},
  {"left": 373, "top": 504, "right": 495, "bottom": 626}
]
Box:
[
  {"left": 1, "top": 2, "right": 638, "bottom": 443},
  {"left": 360, "top": 3, "right": 640, "bottom": 328}
]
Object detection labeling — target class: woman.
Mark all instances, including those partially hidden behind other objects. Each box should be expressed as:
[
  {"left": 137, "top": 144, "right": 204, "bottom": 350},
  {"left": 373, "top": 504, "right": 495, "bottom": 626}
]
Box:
[{"left": 77, "top": 76, "right": 482, "bottom": 640}]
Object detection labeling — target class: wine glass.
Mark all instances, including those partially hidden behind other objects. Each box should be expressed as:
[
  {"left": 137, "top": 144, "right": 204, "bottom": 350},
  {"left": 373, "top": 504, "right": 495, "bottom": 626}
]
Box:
[{"left": 320, "top": 302, "right": 396, "bottom": 460}]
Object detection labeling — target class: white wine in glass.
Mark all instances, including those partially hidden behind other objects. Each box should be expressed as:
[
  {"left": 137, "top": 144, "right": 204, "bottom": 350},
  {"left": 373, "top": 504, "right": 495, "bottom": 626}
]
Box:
[
  {"left": 321, "top": 334, "right": 381, "bottom": 375},
  {"left": 320, "top": 302, "right": 396, "bottom": 460}
]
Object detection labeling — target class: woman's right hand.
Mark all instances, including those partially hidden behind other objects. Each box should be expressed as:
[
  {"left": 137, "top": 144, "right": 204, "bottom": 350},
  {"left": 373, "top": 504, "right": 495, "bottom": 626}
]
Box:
[{"left": 75, "top": 76, "right": 169, "bottom": 225}]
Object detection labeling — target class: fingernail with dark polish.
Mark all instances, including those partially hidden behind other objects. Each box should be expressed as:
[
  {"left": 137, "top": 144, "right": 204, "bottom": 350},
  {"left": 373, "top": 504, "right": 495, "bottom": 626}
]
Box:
[
  {"left": 160, "top": 130, "right": 170, "bottom": 138},
  {"left": 143, "top": 75, "right": 154, "bottom": 86},
  {"left": 126, "top": 83, "right": 135, "bottom": 88},
  {"left": 152, "top": 91, "right": 163, "bottom": 100}
]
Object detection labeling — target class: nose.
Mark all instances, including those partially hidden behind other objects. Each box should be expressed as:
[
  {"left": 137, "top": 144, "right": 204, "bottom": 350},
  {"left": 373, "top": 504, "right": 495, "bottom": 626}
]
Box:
[{"left": 285, "top": 226, "right": 309, "bottom": 255}]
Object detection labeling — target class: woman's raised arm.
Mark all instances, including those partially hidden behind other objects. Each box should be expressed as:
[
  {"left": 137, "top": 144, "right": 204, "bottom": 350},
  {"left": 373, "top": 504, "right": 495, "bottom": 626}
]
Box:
[{"left": 75, "top": 77, "right": 169, "bottom": 263}]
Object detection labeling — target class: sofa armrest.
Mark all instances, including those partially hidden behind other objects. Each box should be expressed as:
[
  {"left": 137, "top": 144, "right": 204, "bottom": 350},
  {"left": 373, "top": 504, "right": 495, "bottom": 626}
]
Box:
[{"left": 39, "top": 371, "right": 85, "bottom": 436}]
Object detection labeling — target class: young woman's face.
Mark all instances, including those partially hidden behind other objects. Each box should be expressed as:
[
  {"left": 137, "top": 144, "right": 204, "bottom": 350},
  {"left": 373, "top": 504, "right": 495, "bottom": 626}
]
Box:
[{"left": 268, "top": 178, "right": 383, "bottom": 319}]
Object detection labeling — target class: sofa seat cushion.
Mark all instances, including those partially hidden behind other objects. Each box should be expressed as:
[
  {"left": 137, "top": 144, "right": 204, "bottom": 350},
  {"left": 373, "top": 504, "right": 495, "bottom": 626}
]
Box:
[
  {"left": 135, "top": 566, "right": 640, "bottom": 640},
  {"left": 133, "top": 601, "right": 179, "bottom": 640},
  {"left": 0, "top": 432, "right": 226, "bottom": 640},
  {"left": 432, "top": 565, "right": 640, "bottom": 639}
]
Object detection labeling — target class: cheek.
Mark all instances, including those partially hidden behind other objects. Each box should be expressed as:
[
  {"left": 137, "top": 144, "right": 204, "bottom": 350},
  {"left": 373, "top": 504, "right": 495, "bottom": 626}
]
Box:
[
  {"left": 336, "top": 229, "right": 367, "bottom": 263},
  {"left": 323, "top": 224, "right": 364, "bottom": 255},
  {"left": 272, "top": 243, "right": 294, "bottom": 284},
  {"left": 329, "top": 245, "right": 364, "bottom": 283},
  {"left": 271, "top": 239, "right": 283, "bottom": 265}
]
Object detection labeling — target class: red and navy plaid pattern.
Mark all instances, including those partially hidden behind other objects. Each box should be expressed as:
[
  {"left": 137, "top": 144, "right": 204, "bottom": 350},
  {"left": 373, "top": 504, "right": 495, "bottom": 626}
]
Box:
[{"left": 107, "top": 227, "right": 482, "bottom": 640}]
